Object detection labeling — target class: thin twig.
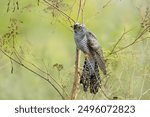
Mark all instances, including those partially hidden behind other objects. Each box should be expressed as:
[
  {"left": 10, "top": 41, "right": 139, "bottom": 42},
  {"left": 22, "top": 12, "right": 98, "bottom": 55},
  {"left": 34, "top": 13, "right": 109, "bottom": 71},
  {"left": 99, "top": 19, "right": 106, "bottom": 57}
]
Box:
[
  {"left": 102, "top": 0, "right": 112, "bottom": 8},
  {"left": 81, "top": 0, "right": 86, "bottom": 24},
  {"left": 68, "top": 0, "right": 77, "bottom": 21},
  {"left": 57, "top": 19, "right": 73, "bottom": 32},
  {"left": 110, "top": 26, "right": 150, "bottom": 55},
  {"left": 0, "top": 49, "right": 65, "bottom": 100},
  {"left": 108, "top": 27, "right": 135, "bottom": 56},
  {"left": 109, "top": 28, "right": 133, "bottom": 56},
  {"left": 76, "top": 0, "right": 82, "bottom": 22},
  {"left": 13, "top": 48, "right": 69, "bottom": 97},
  {"left": 10, "top": 58, "right": 14, "bottom": 74},
  {"left": 38, "top": 0, "right": 40, "bottom": 6},
  {"left": 139, "top": 88, "right": 150, "bottom": 99},
  {"left": 43, "top": 0, "right": 75, "bottom": 24},
  {"left": 134, "top": 36, "right": 149, "bottom": 44},
  {"left": 138, "top": 77, "right": 145, "bottom": 100},
  {"left": 100, "top": 88, "right": 111, "bottom": 100}
]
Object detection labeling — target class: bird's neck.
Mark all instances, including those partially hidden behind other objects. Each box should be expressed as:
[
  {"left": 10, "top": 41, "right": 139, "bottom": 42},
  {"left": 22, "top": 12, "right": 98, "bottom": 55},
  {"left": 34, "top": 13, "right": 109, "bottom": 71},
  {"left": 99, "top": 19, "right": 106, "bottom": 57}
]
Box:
[{"left": 75, "top": 31, "right": 86, "bottom": 39}]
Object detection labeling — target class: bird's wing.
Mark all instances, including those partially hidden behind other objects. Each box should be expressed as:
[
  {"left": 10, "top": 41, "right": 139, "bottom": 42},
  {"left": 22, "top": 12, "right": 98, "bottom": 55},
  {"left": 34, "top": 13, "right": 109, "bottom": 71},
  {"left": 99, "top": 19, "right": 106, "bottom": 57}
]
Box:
[{"left": 86, "top": 31, "right": 107, "bottom": 75}]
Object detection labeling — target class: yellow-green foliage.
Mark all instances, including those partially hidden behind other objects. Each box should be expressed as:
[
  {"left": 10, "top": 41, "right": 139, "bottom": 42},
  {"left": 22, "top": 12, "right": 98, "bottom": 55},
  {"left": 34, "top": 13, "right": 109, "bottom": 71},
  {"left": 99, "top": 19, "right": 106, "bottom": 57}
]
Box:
[{"left": 0, "top": 0, "right": 150, "bottom": 99}]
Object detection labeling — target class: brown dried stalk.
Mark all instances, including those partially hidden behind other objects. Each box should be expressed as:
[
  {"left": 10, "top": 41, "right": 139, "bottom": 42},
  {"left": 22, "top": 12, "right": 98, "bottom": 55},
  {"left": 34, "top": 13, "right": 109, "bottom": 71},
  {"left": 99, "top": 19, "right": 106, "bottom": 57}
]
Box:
[
  {"left": 70, "top": 49, "right": 81, "bottom": 99},
  {"left": 70, "top": 0, "right": 82, "bottom": 100}
]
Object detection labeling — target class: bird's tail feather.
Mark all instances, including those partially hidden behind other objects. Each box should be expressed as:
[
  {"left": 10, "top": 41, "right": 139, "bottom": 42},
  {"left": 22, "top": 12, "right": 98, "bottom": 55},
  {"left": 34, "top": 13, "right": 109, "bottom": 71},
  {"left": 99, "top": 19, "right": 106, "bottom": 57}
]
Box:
[
  {"left": 80, "top": 59, "right": 90, "bottom": 92},
  {"left": 94, "top": 52, "right": 107, "bottom": 76},
  {"left": 80, "top": 58, "right": 101, "bottom": 94}
]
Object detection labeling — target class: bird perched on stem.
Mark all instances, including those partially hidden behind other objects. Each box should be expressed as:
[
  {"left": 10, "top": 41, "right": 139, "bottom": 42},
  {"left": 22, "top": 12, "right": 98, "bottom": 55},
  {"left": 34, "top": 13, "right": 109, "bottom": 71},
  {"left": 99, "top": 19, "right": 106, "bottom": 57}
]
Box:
[{"left": 73, "top": 23, "right": 107, "bottom": 94}]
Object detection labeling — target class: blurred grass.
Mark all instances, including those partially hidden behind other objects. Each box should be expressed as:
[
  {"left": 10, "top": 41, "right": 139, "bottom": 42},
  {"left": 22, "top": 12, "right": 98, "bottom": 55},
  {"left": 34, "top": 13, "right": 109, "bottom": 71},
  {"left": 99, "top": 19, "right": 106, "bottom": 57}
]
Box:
[{"left": 0, "top": 0, "right": 150, "bottom": 100}]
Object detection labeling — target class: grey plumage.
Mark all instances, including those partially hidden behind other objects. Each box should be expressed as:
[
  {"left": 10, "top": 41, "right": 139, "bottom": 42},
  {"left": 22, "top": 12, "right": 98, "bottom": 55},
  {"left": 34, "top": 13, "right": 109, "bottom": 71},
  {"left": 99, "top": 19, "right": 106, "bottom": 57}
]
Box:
[
  {"left": 86, "top": 32, "right": 107, "bottom": 75},
  {"left": 73, "top": 23, "right": 107, "bottom": 94}
]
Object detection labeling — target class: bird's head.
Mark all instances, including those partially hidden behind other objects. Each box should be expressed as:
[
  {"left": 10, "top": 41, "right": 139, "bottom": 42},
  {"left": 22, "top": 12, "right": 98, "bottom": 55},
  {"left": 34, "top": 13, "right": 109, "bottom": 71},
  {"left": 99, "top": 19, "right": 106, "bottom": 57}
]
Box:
[{"left": 73, "top": 23, "right": 86, "bottom": 35}]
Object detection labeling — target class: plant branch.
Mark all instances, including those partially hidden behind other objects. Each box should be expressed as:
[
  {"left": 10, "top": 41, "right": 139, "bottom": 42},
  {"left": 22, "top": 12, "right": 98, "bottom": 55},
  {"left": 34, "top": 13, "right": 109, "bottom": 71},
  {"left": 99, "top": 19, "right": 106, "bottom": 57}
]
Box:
[
  {"left": 81, "top": 0, "right": 86, "bottom": 24},
  {"left": 100, "top": 88, "right": 111, "bottom": 100},
  {"left": 0, "top": 48, "right": 65, "bottom": 100},
  {"left": 139, "top": 88, "right": 150, "bottom": 99},
  {"left": 103, "top": 0, "right": 112, "bottom": 8},
  {"left": 77, "top": 0, "right": 82, "bottom": 22},
  {"left": 109, "top": 26, "right": 150, "bottom": 55},
  {"left": 108, "top": 28, "right": 134, "bottom": 56},
  {"left": 68, "top": 0, "right": 77, "bottom": 21},
  {"left": 113, "top": 26, "right": 149, "bottom": 54},
  {"left": 14, "top": 48, "right": 69, "bottom": 97},
  {"left": 70, "top": 48, "right": 81, "bottom": 100},
  {"left": 43, "top": 0, "right": 75, "bottom": 24}
]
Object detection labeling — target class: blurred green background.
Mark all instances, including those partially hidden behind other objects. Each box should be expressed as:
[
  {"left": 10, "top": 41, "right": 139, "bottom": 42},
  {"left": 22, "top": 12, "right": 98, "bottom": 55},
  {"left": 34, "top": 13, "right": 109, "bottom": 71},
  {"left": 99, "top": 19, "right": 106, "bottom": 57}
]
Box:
[{"left": 0, "top": 0, "right": 150, "bottom": 99}]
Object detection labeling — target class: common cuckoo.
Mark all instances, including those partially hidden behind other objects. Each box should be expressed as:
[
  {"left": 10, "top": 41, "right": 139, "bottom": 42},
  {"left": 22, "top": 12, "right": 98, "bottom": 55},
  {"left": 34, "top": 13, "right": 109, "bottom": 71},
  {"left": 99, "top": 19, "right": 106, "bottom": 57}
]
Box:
[{"left": 73, "top": 23, "right": 107, "bottom": 94}]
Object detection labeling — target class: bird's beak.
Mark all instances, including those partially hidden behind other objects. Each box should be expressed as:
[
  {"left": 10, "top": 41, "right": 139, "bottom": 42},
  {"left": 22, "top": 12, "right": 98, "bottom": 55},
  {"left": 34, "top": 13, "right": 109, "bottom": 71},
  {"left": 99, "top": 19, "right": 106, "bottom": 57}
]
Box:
[{"left": 70, "top": 25, "right": 73, "bottom": 28}]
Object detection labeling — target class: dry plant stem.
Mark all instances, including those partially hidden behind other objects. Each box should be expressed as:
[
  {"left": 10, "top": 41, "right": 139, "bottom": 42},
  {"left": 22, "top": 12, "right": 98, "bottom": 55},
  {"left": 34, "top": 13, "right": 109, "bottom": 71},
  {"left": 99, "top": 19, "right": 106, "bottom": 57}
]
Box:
[
  {"left": 109, "top": 28, "right": 133, "bottom": 56},
  {"left": 77, "top": 0, "right": 86, "bottom": 23},
  {"left": 108, "top": 27, "right": 136, "bottom": 57},
  {"left": 71, "top": 49, "right": 80, "bottom": 100},
  {"left": 14, "top": 49, "right": 69, "bottom": 97},
  {"left": 103, "top": 0, "right": 112, "bottom": 8},
  {"left": 0, "top": 49, "right": 65, "bottom": 100},
  {"left": 77, "top": 0, "right": 82, "bottom": 22},
  {"left": 43, "top": 0, "right": 75, "bottom": 24},
  {"left": 81, "top": 0, "right": 86, "bottom": 24},
  {"left": 139, "top": 88, "right": 150, "bottom": 99},
  {"left": 113, "top": 26, "right": 150, "bottom": 54},
  {"left": 100, "top": 88, "right": 111, "bottom": 100},
  {"left": 138, "top": 76, "right": 145, "bottom": 100},
  {"left": 109, "top": 26, "right": 150, "bottom": 55},
  {"left": 68, "top": 0, "right": 77, "bottom": 20}
]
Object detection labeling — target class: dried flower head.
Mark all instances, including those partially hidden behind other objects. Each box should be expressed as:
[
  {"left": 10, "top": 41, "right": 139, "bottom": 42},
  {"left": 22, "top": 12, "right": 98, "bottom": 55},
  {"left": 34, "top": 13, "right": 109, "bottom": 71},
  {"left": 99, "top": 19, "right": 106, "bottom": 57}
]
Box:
[
  {"left": 7, "top": 0, "right": 19, "bottom": 12},
  {"left": 141, "top": 7, "right": 150, "bottom": 32}
]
